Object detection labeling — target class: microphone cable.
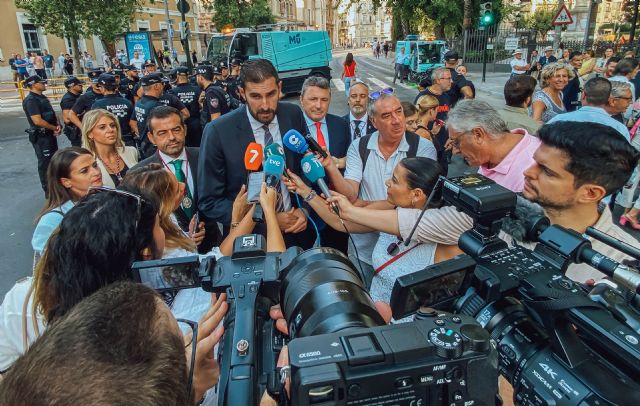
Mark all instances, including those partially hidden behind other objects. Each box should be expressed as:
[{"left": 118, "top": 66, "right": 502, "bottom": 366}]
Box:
[
  {"left": 338, "top": 216, "right": 367, "bottom": 286},
  {"left": 295, "top": 194, "right": 321, "bottom": 248}
]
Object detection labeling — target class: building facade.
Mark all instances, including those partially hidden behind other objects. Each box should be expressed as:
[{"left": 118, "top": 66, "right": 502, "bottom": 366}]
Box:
[{"left": 343, "top": 1, "right": 390, "bottom": 47}]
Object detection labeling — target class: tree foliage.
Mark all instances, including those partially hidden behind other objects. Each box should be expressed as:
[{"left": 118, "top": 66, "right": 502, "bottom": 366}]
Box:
[
  {"left": 525, "top": 8, "right": 555, "bottom": 41},
  {"left": 210, "top": 0, "right": 275, "bottom": 30}
]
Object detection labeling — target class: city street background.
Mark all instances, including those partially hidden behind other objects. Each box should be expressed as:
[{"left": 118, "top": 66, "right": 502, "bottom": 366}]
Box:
[{"left": 0, "top": 49, "right": 595, "bottom": 298}]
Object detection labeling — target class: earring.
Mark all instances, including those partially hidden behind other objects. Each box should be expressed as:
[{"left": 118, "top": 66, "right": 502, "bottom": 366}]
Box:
[{"left": 141, "top": 247, "right": 152, "bottom": 260}]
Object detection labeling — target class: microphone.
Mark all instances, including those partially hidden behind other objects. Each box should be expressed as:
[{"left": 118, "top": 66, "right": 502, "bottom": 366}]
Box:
[
  {"left": 264, "top": 143, "right": 286, "bottom": 159},
  {"left": 244, "top": 142, "right": 263, "bottom": 172},
  {"left": 301, "top": 155, "right": 339, "bottom": 215},
  {"left": 282, "top": 129, "right": 328, "bottom": 158},
  {"left": 264, "top": 155, "right": 285, "bottom": 188}
]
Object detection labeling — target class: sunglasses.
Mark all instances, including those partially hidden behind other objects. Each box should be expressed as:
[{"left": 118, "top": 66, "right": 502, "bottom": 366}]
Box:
[
  {"left": 387, "top": 238, "right": 404, "bottom": 256},
  {"left": 87, "top": 186, "right": 144, "bottom": 228},
  {"left": 369, "top": 87, "right": 394, "bottom": 100}
]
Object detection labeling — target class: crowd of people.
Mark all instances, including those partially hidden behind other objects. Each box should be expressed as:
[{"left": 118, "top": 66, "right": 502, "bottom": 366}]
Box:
[{"left": 2, "top": 44, "right": 640, "bottom": 404}]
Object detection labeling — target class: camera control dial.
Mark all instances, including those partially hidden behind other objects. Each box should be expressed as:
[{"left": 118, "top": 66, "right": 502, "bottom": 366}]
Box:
[{"left": 429, "top": 327, "right": 463, "bottom": 358}]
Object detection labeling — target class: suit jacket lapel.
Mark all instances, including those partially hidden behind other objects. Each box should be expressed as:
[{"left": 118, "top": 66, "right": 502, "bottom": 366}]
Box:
[{"left": 186, "top": 147, "right": 199, "bottom": 203}]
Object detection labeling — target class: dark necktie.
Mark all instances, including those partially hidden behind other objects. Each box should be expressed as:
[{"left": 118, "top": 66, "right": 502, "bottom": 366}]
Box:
[
  {"left": 261, "top": 125, "right": 287, "bottom": 211},
  {"left": 353, "top": 120, "right": 362, "bottom": 139},
  {"left": 262, "top": 125, "right": 273, "bottom": 146},
  {"left": 171, "top": 159, "right": 193, "bottom": 219}
]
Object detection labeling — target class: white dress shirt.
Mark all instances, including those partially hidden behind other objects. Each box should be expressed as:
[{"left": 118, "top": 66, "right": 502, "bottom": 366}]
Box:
[
  {"left": 158, "top": 149, "right": 195, "bottom": 195},
  {"left": 349, "top": 112, "right": 369, "bottom": 140}
]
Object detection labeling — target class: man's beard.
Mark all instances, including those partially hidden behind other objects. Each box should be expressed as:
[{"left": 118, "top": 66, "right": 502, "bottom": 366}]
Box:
[
  {"left": 248, "top": 105, "right": 276, "bottom": 125},
  {"left": 351, "top": 104, "right": 365, "bottom": 116},
  {"left": 524, "top": 184, "right": 572, "bottom": 212}
]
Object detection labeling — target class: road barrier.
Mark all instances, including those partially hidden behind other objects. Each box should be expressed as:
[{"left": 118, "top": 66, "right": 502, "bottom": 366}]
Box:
[{"left": 0, "top": 76, "right": 89, "bottom": 104}]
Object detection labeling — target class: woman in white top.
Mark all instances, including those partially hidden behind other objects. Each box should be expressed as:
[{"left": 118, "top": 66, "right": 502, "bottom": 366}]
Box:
[
  {"left": 31, "top": 147, "right": 103, "bottom": 257},
  {"left": 284, "top": 157, "right": 462, "bottom": 308},
  {"left": 82, "top": 109, "right": 138, "bottom": 187}
]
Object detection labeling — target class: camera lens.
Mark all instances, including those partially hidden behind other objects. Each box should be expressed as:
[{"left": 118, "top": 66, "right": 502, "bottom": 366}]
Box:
[{"left": 279, "top": 248, "right": 385, "bottom": 338}]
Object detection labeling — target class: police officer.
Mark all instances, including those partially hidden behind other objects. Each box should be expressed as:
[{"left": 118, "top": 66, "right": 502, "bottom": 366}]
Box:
[
  {"left": 22, "top": 75, "right": 60, "bottom": 193},
  {"left": 120, "top": 65, "right": 139, "bottom": 103},
  {"left": 91, "top": 73, "right": 138, "bottom": 147},
  {"left": 167, "top": 66, "right": 202, "bottom": 147},
  {"left": 135, "top": 72, "right": 167, "bottom": 158},
  {"left": 59, "top": 76, "right": 84, "bottom": 147},
  {"left": 68, "top": 69, "right": 104, "bottom": 129},
  {"left": 227, "top": 58, "right": 242, "bottom": 102},
  {"left": 135, "top": 60, "right": 171, "bottom": 101},
  {"left": 159, "top": 87, "right": 190, "bottom": 119},
  {"left": 196, "top": 64, "right": 229, "bottom": 126}
]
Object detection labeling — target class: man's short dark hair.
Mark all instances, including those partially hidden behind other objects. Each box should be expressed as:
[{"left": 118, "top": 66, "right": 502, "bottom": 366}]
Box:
[
  {"left": 504, "top": 75, "right": 537, "bottom": 107},
  {"left": 613, "top": 58, "right": 639, "bottom": 76},
  {"left": 569, "top": 51, "right": 582, "bottom": 61},
  {"left": 0, "top": 281, "right": 190, "bottom": 405},
  {"left": 538, "top": 122, "right": 638, "bottom": 194},
  {"left": 239, "top": 59, "right": 279, "bottom": 88},
  {"left": 606, "top": 56, "right": 621, "bottom": 67},
  {"left": 147, "top": 105, "right": 184, "bottom": 133},
  {"left": 582, "top": 77, "right": 611, "bottom": 106}
]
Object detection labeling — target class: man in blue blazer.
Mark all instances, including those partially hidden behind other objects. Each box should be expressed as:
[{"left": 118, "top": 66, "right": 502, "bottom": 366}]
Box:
[
  {"left": 197, "top": 59, "right": 315, "bottom": 249},
  {"left": 299, "top": 75, "right": 351, "bottom": 252}
]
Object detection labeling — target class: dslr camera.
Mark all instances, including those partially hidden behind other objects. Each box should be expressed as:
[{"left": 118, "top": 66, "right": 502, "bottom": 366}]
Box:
[{"left": 391, "top": 174, "right": 640, "bottom": 406}]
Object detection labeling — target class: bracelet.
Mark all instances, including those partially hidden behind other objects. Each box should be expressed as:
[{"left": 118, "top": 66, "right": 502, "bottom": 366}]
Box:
[
  {"left": 230, "top": 222, "right": 240, "bottom": 229},
  {"left": 303, "top": 190, "right": 317, "bottom": 202}
]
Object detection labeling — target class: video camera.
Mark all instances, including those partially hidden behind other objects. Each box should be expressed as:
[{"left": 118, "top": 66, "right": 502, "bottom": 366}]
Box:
[{"left": 391, "top": 174, "right": 640, "bottom": 405}]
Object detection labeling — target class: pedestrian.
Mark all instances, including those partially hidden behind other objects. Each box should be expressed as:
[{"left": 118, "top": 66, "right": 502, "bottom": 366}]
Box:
[
  {"left": 91, "top": 73, "right": 138, "bottom": 148},
  {"left": 58, "top": 52, "right": 66, "bottom": 74},
  {"left": 536, "top": 46, "right": 557, "bottom": 71},
  {"left": 27, "top": 53, "right": 35, "bottom": 76},
  {"left": 443, "top": 51, "right": 474, "bottom": 105},
  {"left": 42, "top": 50, "right": 54, "bottom": 78},
  {"left": 594, "top": 48, "right": 614, "bottom": 77},
  {"left": 195, "top": 64, "right": 230, "bottom": 127},
  {"left": 510, "top": 49, "right": 529, "bottom": 77},
  {"left": 32, "top": 52, "right": 46, "bottom": 79},
  {"left": 375, "top": 42, "right": 381, "bottom": 59},
  {"left": 9, "top": 53, "right": 19, "bottom": 87},
  {"left": 603, "top": 56, "right": 620, "bottom": 79},
  {"left": 563, "top": 51, "right": 583, "bottom": 112},
  {"left": 64, "top": 54, "right": 74, "bottom": 75},
  {"left": 606, "top": 80, "right": 633, "bottom": 125},
  {"left": 342, "top": 52, "right": 357, "bottom": 97},
  {"left": 579, "top": 50, "right": 596, "bottom": 80},
  {"left": 401, "top": 101, "right": 419, "bottom": 133},
  {"left": 14, "top": 53, "right": 28, "bottom": 83},
  {"left": 499, "top": 75, "right": 541, "bottom": 135},
  {"left": 68, "top": 70, "right": 104, "bottom": 130},
  {"left": 402, "top": 50, "right": 411, "bottom": 82},
  {"left": 60, "top": 76, "right": 86, "bottom": 147},
  {"left": 393, "top": 46, "right": 406, "bottom": 84},
  {"left": 414, "top": 94, "right": 443, "bottom": 145},
  {"left": 83, "top": 52, "right": 95, "bottom": 71},
  {"left": 21, "top": 75, "right": 61, "bottom": 194},
  {"left": 343, "top": 80, "right": 376, "bottom": 141},
  {"left": 102, "top": 52, "right": 111, "bottom": 71},
  {"left": 560, "top": 48, "right": 571, "bottom": 63},
  {"left": 531, "top": 62, "right": 571, "bottom": 123},
  {"left": 383, "top": 42, "right": 389, "bottom": 59},
  {"left": 191, "top": 50, "right": 198, "bottom": 64}
]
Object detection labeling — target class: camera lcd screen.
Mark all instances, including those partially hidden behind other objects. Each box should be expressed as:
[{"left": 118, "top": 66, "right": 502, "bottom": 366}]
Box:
[
  {"left": 403, "top": 268, "right": 468, "bottom": 313},
  {"left": 132, "top": 258, "right": 200, "bottom": 291}
]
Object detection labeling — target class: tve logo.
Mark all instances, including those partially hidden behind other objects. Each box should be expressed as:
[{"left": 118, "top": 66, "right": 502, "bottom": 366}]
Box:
[{"left": 289, "top": 33, "right": 301, "bottom": 44}]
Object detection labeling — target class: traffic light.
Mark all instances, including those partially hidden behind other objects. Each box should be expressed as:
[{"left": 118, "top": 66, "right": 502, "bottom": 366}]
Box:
[{"left": 479, "top": 2, "right": 495, "bottom": 26}]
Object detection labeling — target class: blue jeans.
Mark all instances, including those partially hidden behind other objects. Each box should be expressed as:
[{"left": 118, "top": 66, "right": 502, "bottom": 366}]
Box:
[{"left": 344, "top": 76, "right": 353, "bottom": 97}]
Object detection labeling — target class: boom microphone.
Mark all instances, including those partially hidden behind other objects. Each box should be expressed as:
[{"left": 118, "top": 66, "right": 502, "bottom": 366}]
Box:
[
  {"left": 301, "top": 155, "right": 339, "bottom": 215},
  {"left": 244, "top": 142, "right": 263, "bottom": 172}
]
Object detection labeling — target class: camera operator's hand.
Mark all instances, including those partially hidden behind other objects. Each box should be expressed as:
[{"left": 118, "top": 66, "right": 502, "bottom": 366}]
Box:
[
  {"left": 232, "top": 184, "right": 252, "bottom": 223},
  {"left": 259, "top": 182, "right": 278, "bottom": 214},
  {"left": 283, "top": 169, "right": 312, "bottom": 199},
  {"left": 186, "top": 293, "right": 228, "bottom": 404}
]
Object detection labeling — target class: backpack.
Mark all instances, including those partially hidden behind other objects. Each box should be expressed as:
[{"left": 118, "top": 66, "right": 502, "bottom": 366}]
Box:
[{"left": 358, "top": 132, "right": 421, "bottom": 171}]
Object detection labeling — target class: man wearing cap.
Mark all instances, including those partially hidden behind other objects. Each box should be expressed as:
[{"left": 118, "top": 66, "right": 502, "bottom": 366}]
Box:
[
  {"left": 91, "top": 73, "right": 138, "bottom": 147},
  {"left": 227, "top": 58, "right": 242, "bottom": 101},
  {"left": 443, "top": 50, "right": 474, "bottom": 106},
  {"left": 120, "top": 65, "right": 139, "bottom": 103},
  {"left": 60, "top": 77, "right": 85, "bottom": 147},
  {"left": 130, "top": 51, "right": 145, "bottom": 71},
  {"left": 342, "top": 80, "right": 376, "bottom": 141},
  {"left": 22, "top": 75, "right": 61, "bottom": 193},
  {"left": 167, "top": 67, "right": 203, "bottom": 147},
  {"left": 196, "top": 64, "right": 230, "bottom": 125},
  {"left": 510, "top": 49, "right": 530, "bottom": 77},
  {"left": 135, "top": 72, "right": 169, "bottom": 158},
  {"left": 68, "top": 70, "right": 104, "bottom": 129},
  {"left": 537, "top": 46, "right": 557, "bottom": 71}
]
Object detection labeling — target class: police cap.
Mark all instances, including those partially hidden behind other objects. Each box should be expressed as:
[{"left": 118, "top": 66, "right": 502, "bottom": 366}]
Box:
[
  {"left": 195, "top": 64, "right": 213, "bottom": 76},
  {"left": 24, "top": 75, "right": 46, "bottom": 87},
  {"left": 140, "top": 72, "right": 168, "bottom": 86},
  {"left": 444, "top": 51, "right": 459, "bottom": 61},
  {"left": 88, "top": 69, "right": 105, "bottom": 83},
  {"left": 97, "top": 73, "right": 117, "bottom": 87},
  {"left": 144, "top": 59, "right": 156, "bottom": 67},
  {"left": 63, "top": 76, "right": 85, "bottom": 87}
]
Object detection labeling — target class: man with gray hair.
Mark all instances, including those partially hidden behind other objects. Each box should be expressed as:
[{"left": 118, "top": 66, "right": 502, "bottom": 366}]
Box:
[
  {"left": 606, "top": 80, "right": 634, "bottom": 129},
  {"left": 447, "top": 99, "right": 540, "bottom": 192},
  {"left": 549, "top": 77, "right": 629, "bottom": 140},
  {"left": 320, "top": 93, "right": 437, "bottom": 286}
]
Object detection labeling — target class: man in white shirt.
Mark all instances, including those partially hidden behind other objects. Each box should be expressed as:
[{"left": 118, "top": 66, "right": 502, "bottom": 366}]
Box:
[
  {"left": 510, "top": 49, "right": 529, "bottom": 77},
  {"left": 394, "top": 47, "right": 406, "bottom": 84},
  {"left": 342, "top": 80, "right": 376, "bottom": 142}
]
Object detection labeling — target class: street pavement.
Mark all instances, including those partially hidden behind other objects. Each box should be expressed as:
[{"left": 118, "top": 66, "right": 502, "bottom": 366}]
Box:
[{"left": 0, "top": 52, "right": 633, "bottom": 299}]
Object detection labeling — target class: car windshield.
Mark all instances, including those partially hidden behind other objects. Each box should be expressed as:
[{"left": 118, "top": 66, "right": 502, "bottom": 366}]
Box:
[
  {"left": 207, "top": 35, "right": 233, "bottom": 63},
  {"left": 418, "top": 43, "right": 442, "bottom": 64}
]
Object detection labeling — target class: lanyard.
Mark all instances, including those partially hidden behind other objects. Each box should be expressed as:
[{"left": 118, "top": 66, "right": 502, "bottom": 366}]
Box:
[{"left": 375, "top": 243, "right": 421, "bottom": 275}]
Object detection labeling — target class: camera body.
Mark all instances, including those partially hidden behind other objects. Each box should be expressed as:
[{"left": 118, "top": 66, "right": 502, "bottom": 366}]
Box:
[{"left": 288, "top": 310, "right": 497, "bottom": 406}]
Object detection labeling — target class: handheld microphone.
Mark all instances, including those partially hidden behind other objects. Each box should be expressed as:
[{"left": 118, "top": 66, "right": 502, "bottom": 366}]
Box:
[
  {"left": 244, "top": 142, "right": 263, "bottom": 172},
  {"left": 264, "top": 143, "right": 286, "bottom": 159},
  {"left": 301, "top": 155, "right": 339, "bottom": 215},
  {"left": 282, "top": 129, "right": 328, "bottom": 158},
  {"left": 264, "top": 155, "right": 285, "bottom": 188},
  {"left": 244, "top": 142, "right": 264, "bottom": 223}
]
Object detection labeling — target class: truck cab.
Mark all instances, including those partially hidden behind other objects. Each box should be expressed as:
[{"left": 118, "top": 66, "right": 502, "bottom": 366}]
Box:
[{"left": 207, "top": 29, "right": 332, "bottom": 94}]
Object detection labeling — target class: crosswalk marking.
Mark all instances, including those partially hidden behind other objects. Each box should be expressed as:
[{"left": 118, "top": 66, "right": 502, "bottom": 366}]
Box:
[{"left": 331, "top": 78, "right": 345, "bottom": 91}]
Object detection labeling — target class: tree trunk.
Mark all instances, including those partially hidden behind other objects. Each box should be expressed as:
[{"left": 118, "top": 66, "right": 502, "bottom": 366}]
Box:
[
  {"left": 463, "top": 0, "right": 472, "bottom": 29},
  {"left": 434, "top": 25, "right": 446, "bottom": 39},
  {"left": 71, "top": 37, "right": 82, "bottom": 76}
]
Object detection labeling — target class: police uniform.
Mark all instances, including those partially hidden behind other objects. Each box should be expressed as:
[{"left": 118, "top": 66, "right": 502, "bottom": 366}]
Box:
[
  {"left": 91, "top": 73, "right": 136, "bottom": 147},
  {"left": 196, "top": 65, "right": 230, "bottom": 127},
  {"left": 22, "top": 75, "right": 59, "bottom": 193},
  {"left": 59, "top": 76, "right": 84, "bottom": 147},
  {"left": 120, "top": 65, "right": 139, "bottom": 103},
  {"left": 134, "top": 72, "right": 166, "bottom": 158},
  {"left": 167, "top": 67, "right": 203, "bottom": 147},
  {"left": 71, "top": 70, "right": 104, "bottom": 119},
  {"left": 159, "top": 92, "right": 187, "bottom": 112}
]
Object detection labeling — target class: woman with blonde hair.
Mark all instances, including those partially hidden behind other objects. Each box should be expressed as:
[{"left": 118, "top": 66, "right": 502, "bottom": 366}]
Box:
[
  {"left": 414, "top": 94, "right": 444, "bottom": 143},
  {"left": 531, "top": 62, "right": 572, "bottom": 123},
  {"left": 82, "top": 109, "right": 138, "bottom": 187}
]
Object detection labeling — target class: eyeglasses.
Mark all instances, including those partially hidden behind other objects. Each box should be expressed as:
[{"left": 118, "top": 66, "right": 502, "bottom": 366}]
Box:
[
  {"left": 177, "top": 318, "right": 198, "bottom": 401},
  {"left": 369, "top": 87, "right": 394, "bottom": 100},
  {"left": 387, "top": 238, "right": 404, "bottom": 256},
  {"left": 614, "top": 96, "right": 633, "bottom": 101},
  {"left": 87, "top": 186, "right": 144, "bottom": 227}
]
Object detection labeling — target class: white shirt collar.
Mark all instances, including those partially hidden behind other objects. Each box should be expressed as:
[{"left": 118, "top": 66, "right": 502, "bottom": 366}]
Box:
[
  {"left": 158, "top": 148, "right": 187, "bottom": 165},
  {"left": 349, "top": 112, "right": 368, "bottom": 124}
]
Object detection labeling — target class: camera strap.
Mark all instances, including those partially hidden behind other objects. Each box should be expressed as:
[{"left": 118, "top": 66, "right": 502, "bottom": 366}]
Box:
[
  {"left": 375, "top": 243, "right": 421, "bottom": 275},
  {"left": 522, "top": 286, "right": 604, "bottom": 312}
]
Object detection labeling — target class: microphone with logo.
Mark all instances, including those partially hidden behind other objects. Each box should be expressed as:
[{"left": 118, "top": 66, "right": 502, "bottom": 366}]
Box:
[
  {"left": 264, "top": 155, "right": 285, "bottom": 188},
  {"left": 301, "top": 155, "right": 339, "bottom": 215},
  {"left": 264, "top": 143, "right": 286, "bottom": 159},
  {"left": 244, "top": 142, "right": 264, "bottom": 223},
  {"left": 282, "top": 129, "right": 328, "bottom": 158}
]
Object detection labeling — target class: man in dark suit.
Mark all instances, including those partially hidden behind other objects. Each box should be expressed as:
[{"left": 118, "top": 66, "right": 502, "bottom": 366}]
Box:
[
  {"left": 342, "top": 80, "right": 376, "bottom": 143},
  {"left": 198, "top": 59, "right": 315, "bottom": 249},
  {"left": 299, "top": 75, "right": 351, "bottom": 252},
  {"left": 132, "top": 105, "right": 221, "bottom": 253}
]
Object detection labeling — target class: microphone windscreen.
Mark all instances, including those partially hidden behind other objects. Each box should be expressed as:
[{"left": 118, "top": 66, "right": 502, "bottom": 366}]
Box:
[
  {"left": 244, "top": 142, "right": 263, "bottom": 171},
  {"left": 264, "top": 155, "right": 285, "bottom": 177},
  {"left": 264, "top": 143, "right": 286, "bottom": 159},
  {"left": 282, "top": 129, "right": 308, "bottom": 154},
  {"left": 301, "top": 155, "right": 325, "bottom": 183}
]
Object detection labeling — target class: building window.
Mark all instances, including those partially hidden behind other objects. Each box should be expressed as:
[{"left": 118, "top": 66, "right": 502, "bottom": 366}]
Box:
[
  {"left": 22, "top": 24, "right": 41, "bottom": 52},
  {"left": 137, "top": 20, "right": 150, "bottom": 31}
]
